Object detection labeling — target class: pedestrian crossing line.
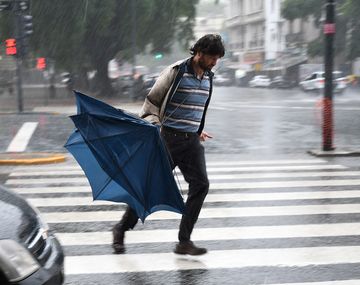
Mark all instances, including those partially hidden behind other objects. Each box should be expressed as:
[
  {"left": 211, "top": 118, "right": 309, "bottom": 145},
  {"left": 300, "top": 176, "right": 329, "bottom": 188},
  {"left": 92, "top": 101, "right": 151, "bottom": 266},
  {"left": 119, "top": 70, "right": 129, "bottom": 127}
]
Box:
[
  {"left": 41, "top": 204, "right": 360, "bottom": 223},
  {"left": 10, "top": 186, "right": 91, "bottom": 194},
  {"left": 55, "top": 223, "right": 360, "bottom": 246},
  {"left": 12, "top": 159, "right": 328, "bottom": 172},
  {"left": 27, "top": 190, "right": 360, "bottom": 207},
  {"left": 8, "top": 160, "right": 330, "bottom": 176},
  {"left": 6, "top": 122, "right": 39, "bottom": 152},
  {"left": 206, "top": 159, "right": 327, "bottom": 166},
  {"left": 10, "top": 164, "right": 348, "bottom": 175},
  {"left": 64, "top": 246, "right": 360, "bottom": 274},
  {"left": 267, "top": 281, "right": 360, "bottom": 285},
  {"left": 7, "top": 178, "right": 360, "bottom": 189},
  {"left": 9, "top": 170, "right": 360, "bottom": 181}
]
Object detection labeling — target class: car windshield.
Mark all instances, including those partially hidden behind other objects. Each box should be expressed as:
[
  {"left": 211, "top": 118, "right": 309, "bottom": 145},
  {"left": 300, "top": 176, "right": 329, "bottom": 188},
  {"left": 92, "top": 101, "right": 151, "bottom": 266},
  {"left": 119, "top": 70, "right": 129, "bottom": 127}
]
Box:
[{"left": 321, "top": 72, "right": 343, "bottom": 79}]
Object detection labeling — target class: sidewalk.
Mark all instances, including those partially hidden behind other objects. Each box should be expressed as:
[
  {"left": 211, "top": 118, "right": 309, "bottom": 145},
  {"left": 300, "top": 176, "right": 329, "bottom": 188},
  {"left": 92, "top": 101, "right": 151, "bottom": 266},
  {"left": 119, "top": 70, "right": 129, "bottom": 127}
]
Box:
[
  {"left": 0, "top": 89, "right": 143, "bottom": 165},
  {"left": 0, "top": 88, "right": 143, "bottom": 114}
]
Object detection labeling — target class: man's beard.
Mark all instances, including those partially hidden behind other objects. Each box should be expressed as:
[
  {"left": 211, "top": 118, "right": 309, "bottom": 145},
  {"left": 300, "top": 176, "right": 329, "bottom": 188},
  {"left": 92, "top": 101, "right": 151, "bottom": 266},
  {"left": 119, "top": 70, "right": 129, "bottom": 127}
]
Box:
[{"left": 198, "top": 58, "right": 213, "bottom": 72}]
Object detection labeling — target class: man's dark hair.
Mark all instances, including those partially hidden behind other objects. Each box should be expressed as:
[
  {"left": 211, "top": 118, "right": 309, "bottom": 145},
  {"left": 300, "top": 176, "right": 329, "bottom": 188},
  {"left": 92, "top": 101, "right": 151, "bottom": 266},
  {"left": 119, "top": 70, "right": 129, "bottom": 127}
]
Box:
[{"left": 190, "top": 34, "right": 225, "bottom": 57}]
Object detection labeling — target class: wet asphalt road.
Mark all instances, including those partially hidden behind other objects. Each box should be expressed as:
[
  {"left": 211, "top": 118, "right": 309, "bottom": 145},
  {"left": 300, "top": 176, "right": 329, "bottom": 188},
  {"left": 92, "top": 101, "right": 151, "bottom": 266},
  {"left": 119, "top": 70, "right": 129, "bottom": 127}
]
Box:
[
  {"left": 1, "top": 86, "right": 360, "bottom": 284},
  {"left": 1, "top": 86, "right": 360, "bottom": 156}
]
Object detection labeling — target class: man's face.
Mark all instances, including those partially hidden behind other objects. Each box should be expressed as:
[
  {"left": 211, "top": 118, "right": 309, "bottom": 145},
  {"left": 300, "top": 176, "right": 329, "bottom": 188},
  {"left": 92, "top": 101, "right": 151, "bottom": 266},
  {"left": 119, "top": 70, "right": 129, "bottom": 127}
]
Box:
[{"left": 198, "top": 52, "right": 221, "bottom": 72}]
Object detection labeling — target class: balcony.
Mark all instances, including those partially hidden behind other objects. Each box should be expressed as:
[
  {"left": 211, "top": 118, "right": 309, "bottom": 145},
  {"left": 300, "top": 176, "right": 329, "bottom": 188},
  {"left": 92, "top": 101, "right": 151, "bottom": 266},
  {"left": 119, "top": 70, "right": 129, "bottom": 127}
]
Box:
[
  {"left": 244, "top": 10, "right": 265, "bottom": 24},
  {"left": 225, "top": 15, "right": 244, "bottom": 28}
]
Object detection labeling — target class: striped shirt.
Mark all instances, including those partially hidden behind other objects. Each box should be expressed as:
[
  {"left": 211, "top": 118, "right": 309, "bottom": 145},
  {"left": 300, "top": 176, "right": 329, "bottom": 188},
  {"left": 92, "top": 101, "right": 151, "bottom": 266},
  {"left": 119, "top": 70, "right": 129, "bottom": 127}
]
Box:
[{"left": 163, "top": 61, "right": 211, "bottom": 132}]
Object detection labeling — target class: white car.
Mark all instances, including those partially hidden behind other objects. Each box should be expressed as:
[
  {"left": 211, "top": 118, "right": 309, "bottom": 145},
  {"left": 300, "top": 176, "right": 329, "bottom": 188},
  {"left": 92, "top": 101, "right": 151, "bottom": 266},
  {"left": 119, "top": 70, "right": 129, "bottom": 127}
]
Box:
[
  {"left": 299, "top": 71, "right": 348, "bottom": 93},
  {"left": 213, "top": 74, "right": 232, "bottom": 86},
  {"left": 248, "top": 75, "right": 271, "bottom": 88}
]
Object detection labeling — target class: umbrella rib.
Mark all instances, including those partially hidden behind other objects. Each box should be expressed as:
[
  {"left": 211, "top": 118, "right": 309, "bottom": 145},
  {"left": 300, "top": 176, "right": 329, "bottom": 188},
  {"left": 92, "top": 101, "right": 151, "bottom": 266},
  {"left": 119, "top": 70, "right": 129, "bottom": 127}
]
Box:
[
  {"left": 87, "top": 120, "right": 147, "bottom": 207},
  {"left": 92, "top": 176, "right": 113, "bottom": 200}
]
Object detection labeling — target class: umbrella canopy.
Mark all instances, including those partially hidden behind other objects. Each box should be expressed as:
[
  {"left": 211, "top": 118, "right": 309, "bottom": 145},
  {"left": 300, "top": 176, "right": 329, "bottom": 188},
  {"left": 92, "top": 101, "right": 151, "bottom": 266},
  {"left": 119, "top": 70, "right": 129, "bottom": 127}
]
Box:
[{"left": 64, "top": 91, "right": 185, "bottom": 221}]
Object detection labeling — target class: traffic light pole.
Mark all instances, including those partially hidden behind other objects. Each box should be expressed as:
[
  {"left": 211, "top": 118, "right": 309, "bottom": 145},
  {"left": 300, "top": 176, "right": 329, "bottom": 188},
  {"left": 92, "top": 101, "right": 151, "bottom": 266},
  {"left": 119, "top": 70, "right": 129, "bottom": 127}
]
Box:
[
  {"left": 322, "top": 0, "right": 336, "bottom": 151},
  {"left": 131, "top": 0, "right": 137, "bottom": 100},
  {"left": 14, "top": 8, "right": 24, "bottom": 113}
]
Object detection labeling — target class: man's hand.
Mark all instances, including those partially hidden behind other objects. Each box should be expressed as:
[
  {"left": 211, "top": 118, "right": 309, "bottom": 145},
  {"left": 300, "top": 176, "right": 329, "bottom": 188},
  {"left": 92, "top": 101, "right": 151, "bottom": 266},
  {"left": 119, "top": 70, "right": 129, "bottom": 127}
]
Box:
[{"left": 199, "top": 131, "right": 213, "bottom": 142}]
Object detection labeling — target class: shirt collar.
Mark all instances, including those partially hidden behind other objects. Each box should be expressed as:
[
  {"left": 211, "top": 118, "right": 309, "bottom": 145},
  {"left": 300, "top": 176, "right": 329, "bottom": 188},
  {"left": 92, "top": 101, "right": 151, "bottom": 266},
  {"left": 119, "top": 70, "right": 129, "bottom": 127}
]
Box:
[{"left": 186, "top": 57, "right": 214, "bottom": 78}]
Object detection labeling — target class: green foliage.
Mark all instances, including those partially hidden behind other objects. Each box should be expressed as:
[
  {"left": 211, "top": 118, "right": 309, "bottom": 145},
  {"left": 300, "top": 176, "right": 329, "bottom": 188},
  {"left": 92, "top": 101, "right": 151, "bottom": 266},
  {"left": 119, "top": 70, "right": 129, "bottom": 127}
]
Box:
[
  {"left": 0, "top": 0, "right": 198, "bottom": 94},
  {"left": 281, "top": 0, "right": 356, "bottom": 60},
  {"left": 341, "top": 0, "right": 360, "bottom": 60},
  {"left": 307, "top": 37, "right": 324, "bottom": 57},
  {"left": 281, "top": 0, "right": 321, "bottom": 22}
]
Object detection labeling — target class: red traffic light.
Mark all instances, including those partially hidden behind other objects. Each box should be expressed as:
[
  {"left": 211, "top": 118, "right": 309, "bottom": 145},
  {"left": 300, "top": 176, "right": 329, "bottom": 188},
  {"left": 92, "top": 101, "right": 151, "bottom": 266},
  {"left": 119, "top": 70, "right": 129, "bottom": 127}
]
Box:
[
  {"left": 36, "top": 57, "right": 46, "bottom": 70},
  {"left": 5, "top": 38, "right": 17, "bottom": 55}
]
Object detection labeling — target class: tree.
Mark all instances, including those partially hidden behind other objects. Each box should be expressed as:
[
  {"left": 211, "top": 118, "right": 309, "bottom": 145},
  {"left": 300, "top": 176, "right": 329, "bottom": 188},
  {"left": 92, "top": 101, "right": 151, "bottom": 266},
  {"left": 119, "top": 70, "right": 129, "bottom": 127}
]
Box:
[
  {"left": 0, "top": 0, "right": 199, "bottom": 96},
  {"left": 341, "top": 0, "right": 360, "bottom": 60},
  {"left": 281, "top": 0, "right": 348, "bottom": 60},
  {"left": 282, "top": 0, "right": 322, "bottom": 35}
]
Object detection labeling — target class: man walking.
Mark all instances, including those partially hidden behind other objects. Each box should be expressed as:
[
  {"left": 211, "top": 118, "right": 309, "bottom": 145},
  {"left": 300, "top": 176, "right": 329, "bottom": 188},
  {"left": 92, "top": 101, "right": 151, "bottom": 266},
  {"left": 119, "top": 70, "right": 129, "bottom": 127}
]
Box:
[{"left": 113, "top": 34, "right": 225, "bottom": 255}]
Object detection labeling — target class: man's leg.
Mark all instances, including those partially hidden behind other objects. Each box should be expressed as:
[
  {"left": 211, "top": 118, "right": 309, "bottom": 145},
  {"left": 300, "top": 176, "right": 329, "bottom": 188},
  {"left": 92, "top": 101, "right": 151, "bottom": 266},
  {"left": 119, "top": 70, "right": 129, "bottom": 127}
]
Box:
[
  {"left": 175, "top": 136, "right": 209, "bottom": 255},
  {"left": 112, "top": 206, "right": 139, "bottom": 254}
]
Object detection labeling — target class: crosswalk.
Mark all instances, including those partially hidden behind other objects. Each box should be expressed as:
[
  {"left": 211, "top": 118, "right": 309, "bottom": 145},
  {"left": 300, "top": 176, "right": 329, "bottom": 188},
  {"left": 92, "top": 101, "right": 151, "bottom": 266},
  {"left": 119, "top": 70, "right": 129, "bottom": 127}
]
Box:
[{"left": 5, "top": 157, "right": 360, "bottom": 284}]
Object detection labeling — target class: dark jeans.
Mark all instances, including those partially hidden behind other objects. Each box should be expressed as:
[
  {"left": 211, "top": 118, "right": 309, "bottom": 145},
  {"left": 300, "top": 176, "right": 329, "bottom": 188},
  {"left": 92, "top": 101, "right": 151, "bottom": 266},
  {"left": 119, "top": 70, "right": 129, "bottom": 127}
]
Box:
[{"left": 116, "top": 127, "right": 209, "bottom": 242}]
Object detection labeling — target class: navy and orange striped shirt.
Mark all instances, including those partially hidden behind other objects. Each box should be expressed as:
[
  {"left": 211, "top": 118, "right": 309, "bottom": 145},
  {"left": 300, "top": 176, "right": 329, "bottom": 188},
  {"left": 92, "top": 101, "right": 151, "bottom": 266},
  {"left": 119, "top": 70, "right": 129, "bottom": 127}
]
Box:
[{"left": 163, "top": 60, "right": 211, "bottom": 132}]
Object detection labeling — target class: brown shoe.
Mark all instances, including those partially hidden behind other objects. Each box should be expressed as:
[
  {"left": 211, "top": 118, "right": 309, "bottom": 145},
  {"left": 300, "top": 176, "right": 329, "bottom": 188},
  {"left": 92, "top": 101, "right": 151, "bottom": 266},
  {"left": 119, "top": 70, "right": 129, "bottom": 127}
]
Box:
[
  {"left": 112, "top": 225, "right": 125, "bottom": 254},
  {"left": 174, "top": 241, "right": 207, "bottom": 256}
]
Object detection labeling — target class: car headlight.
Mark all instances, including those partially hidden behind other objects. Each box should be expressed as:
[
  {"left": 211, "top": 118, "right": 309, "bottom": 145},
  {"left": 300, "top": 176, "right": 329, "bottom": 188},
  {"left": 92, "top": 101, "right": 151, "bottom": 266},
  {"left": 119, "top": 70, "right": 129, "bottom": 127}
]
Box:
[{"left": 0, "top": 239, "right": 40, "bottom": 282}]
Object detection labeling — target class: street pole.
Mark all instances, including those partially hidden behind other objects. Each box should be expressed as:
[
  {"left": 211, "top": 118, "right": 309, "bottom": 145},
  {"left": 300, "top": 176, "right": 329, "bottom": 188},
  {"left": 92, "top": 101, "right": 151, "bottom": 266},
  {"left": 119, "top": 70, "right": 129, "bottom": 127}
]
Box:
[
  {"left": 14, "top": 1, "right": 24, "bottom": 113},
  {"left": 322, "top": 0, "right": 336, "bottom": 151},
  {"left": 131, "top": 0, "right": 137, "bottom": 101}
]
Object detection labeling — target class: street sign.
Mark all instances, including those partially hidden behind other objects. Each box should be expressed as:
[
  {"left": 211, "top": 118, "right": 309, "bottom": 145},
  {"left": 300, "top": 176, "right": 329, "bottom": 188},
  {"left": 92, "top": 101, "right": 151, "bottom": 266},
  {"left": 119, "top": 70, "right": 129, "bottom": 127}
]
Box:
[
  {"left": 324, "top": 23, "right": 336, "bottom": 34},
  {"left": 0, "top": 1, "right": 12, "bottom": 11}
]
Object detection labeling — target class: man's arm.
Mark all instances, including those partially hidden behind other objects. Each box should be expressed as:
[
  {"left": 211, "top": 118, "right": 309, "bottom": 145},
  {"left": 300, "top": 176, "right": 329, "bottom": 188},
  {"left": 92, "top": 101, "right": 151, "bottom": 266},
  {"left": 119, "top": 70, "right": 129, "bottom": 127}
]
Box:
[{"left": 139, "top": 65, "right": 177, "bottom": 125}]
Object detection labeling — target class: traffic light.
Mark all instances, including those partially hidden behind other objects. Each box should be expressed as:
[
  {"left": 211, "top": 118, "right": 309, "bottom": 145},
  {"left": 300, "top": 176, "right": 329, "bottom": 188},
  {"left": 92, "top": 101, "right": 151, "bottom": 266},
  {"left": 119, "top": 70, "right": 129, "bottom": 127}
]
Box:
[
  {"left": 154, "top": 53, "right": 163, "bottom": 60},
  {"left": 21, "top": 15, "right": 33, "bottom": 37},
  {"left": 18, "top": 1, "right": 30, "bottom": 12},
  {"left": 0, "top": 1, "right": 13, "bottom": 11},
  {"left": 5, "top": 38, "right": 17, "bottom": 55},
  {"left": 36, "top": 57, "right": 46, "bottom": 70}
]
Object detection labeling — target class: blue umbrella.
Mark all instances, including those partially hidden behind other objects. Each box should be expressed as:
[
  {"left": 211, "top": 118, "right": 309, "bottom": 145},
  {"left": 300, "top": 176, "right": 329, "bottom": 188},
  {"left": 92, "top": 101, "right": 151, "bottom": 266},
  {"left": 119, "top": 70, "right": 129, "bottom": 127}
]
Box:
[{"left": 64, "top": 91, "right": 185, "bottom": 222}]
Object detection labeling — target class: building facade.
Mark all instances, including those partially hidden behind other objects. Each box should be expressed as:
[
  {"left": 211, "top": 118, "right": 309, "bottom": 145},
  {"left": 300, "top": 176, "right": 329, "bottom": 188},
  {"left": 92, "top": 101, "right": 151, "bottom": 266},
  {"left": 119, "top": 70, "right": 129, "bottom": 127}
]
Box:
[
  {"left": 225, "top": 0, "right": 323, "bottom": 69},
  {"left": 225, "top": 0, "right": 286, "bottom": 70}
]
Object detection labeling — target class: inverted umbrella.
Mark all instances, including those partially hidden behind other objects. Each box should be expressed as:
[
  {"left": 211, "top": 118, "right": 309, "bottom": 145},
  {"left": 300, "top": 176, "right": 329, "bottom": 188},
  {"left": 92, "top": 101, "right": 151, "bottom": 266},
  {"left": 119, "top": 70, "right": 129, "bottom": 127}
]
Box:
[{"left": 64, "top": 91, "right": 185, "bottom": 221}]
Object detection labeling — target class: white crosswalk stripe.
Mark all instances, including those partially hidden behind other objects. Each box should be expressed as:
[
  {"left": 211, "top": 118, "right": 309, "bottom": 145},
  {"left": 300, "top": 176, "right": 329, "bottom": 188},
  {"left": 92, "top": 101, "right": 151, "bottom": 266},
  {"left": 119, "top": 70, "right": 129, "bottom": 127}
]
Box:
[
  {"left": 56, "top": 223, "right": 360, "bottom": 246},
  {"left": 5, "top": 157, "right": 360, "bottom": 284},
  {"left": 65, "top": 246, "right": 360, "bottom": 274}
]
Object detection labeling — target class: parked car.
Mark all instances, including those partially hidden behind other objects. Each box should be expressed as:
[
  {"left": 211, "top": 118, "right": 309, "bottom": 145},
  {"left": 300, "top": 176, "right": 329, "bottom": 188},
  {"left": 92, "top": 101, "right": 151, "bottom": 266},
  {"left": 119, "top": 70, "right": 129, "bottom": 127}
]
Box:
[
  {"left": 0, "top": 185, "right": 64, "bottom": 285},
  {"left": 143, "top": 73, "right": 159, "bottom": 95},
  {"left": 269, "top": 76, "right": 296, "bottom": 89},
  {"left": 299, "top": 71, "right": 348, "bottom": 93},
  {"left": 248, "top": 75, "right": 271, "bottom": 88},
  {"left": 213, "top": 74, "right": 232, "bottom": 86}
]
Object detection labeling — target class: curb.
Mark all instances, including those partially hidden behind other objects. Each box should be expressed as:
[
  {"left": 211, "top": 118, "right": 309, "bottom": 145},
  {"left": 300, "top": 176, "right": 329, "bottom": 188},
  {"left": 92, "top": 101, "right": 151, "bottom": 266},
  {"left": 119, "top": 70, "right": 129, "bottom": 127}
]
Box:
[
  {"left": 0, "top": 153, "right": 67, "bottom": 165},
  {"left": 308, "top": 150, "right": 360, "bottom": 157}
]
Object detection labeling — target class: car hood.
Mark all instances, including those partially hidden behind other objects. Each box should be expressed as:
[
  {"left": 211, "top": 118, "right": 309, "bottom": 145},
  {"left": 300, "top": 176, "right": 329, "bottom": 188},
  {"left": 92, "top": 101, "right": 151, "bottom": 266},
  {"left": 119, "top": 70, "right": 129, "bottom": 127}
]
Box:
[{"left": 0, "top": 186, "right": 39, "bottom": 243}]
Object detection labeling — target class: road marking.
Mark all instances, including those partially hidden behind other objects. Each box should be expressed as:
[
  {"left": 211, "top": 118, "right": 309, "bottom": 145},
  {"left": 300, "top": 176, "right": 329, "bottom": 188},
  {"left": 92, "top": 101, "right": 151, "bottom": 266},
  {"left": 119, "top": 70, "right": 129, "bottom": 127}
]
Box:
[
  {"left": 10, "top": 170, "right": 360, "bottom": 180},
  {"left": 6, "top": 122, "right": 38, "bottom": 152},
  {"left": 267, "top": 281, "right": 360, "bottom": 285},
  {"left": 41, "top": 204, "right": 360, "bottom": 223},
  {"left": 10, "top": 186, "right": 91, "bottom": 194},
  {"left": 65, "top": 246, "right": 360, "bottom": 274},
  {"left": 6, "top": 177, "right": 360, "bottom": 189},
  {"left": 56, "top": 223, "right": 360, "bottom": 246},
  {"left": 27, "top": 190, "right": 360, "bottom": 207},
  {"left": 9, "top": 164, "right": 347, "bottom": 174},
  {"left": 12, "top": 159, "right": 328, "bottom": 173}
]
